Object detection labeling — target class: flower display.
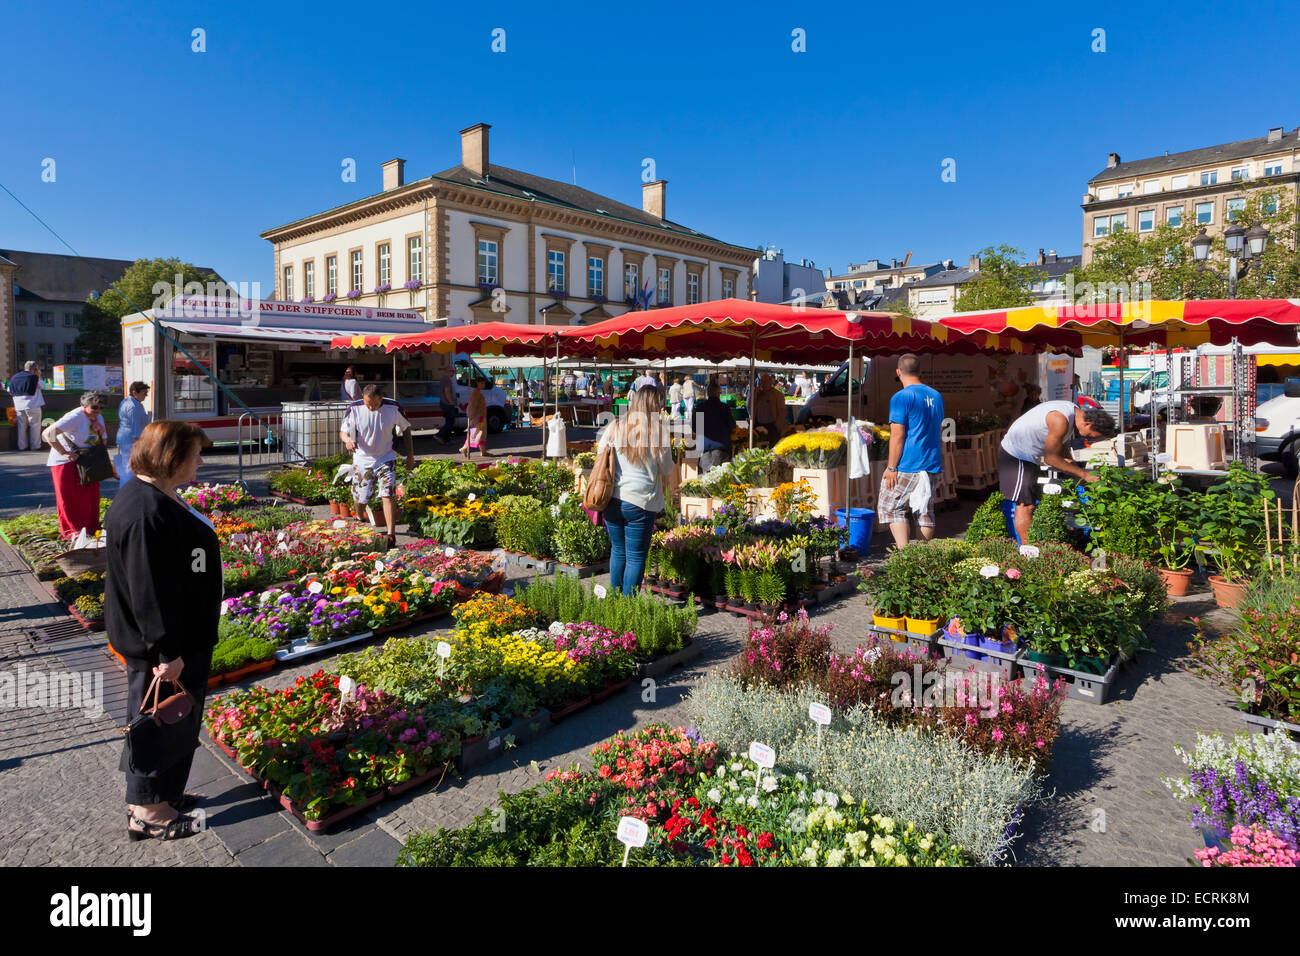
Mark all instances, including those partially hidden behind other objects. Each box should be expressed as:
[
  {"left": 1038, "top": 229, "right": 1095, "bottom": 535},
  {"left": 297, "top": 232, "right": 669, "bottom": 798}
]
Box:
[
  {"left": 181, "top": 483, "right": 253, "bottom": 513},
  {"left": 772, "top": 430, "right": 847, "bottom": 469},
  {"left": 1194, "top": 824, "right": 1299, "bottom": 867}
]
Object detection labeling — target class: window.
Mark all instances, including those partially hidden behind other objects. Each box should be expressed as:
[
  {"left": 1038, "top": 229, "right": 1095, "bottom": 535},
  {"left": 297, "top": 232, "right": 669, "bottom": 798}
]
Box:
[
  {"left": 37, "top": 343, "right": 54, "bottom": 364},
  {"left": 282, "top": 265, "right": 294, "bottom": 301},
  {"left": 350, "top": 250, "right": 363, "bottom": 291},
  {"left": 1201, "top": 170, "right": 1218, "bottom": 186},
  {"left": 14, "top": 310, "right": 25, "bottom": 326},
  {"left": 1111, "top": 213, "right": 1127, "bottom": 233},
  {"left": 547, "top": 250, "right": 565, "bottom": 293},
  {"left": 36, "top": 311, "right": 54, "bottom": 327},
  {"left": 723, "top": 277, "right": 735, "bottom": 298},
  {"left": 687, "top": 273, "right": 700, "bottom": 305},
  {"left": 1227, "top": 198, "right": 1246, "bottom": 221},
  {"left": 587, "top": 256, "right": 604, "bottom": 297},
  {"left": 1094, "top": 216, "right": 1110, "bottom": 237},
  {"left": 1166, "top": 206, "right": 1183, "bottom": 227},
  {"left": 477, "top": 239, "right": 499, "bottom": 286},
  {"left": 658, "top": 267, "right": 671, "bottom": 304},
  {"left": 1264, "top": 163, "right": 1283, "bottom": 177},
  {"left": 16, "top": 343, "right": 25, "bottom": 363},
  {"left": 624, "top": 262, "right": 639, "bottom": 299},
  {"left": 378, "top": 243, "right": 391, "bottom": 286},
  {"left": 63, "top": 343, "right": 75, "bottom": 364},
  {"left": 1117, "top": 184, "right": 1134, "bottom": 198},
  {"left": 63, "top": 312, "right": 78, "bottom": 327},
  {"left": 1196, "top": 201, "right": 1214, "bottom": 225},
  {"left": 1264, "top": 193, "right": 1279, "bottom": 215},
  {"left": 1171, "top": 174, "right": 1189, "bottom": 190},
  {"left": 327, "top": 256, "right": 337, "bottom": 295},
  {"left": 1138, "top": 209, "right": 1154, "bottom": 232},
  {"left": 1231, "top": 166, "right": 1250, "bottom": 182},
  {"left": 1097, "top": 186, "right": 1115, "bottom": 201},
  {"left": 1142, "top": 180, "right": 1161, "bottom": 194},
  {"left": 304, "top": 261, "right": 315, "bottom": 299},
  {"left": 408, "top": 236, "right": 422, "bottom": 284}
]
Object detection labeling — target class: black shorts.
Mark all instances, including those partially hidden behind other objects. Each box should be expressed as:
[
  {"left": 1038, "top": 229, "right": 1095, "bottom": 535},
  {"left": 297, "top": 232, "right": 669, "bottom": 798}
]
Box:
[{"left": 998, "top": 448, "right": 1041, "bottom": 506}]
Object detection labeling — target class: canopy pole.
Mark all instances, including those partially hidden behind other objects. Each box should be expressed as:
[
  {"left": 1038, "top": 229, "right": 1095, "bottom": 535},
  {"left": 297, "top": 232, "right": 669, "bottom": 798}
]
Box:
[
  {"left": 541, "top": 350, "right": 548, "bottom": 460},
  {"left": 1117, "top": 325, "right": 1126, "bottom": 468},
  {"left": 845, "top": 339, "right": 854, "bottom": 553},
  {"left": 392, "top": 352, "right": 397, "bottom": 399},
  {"left": 748, "top": 329, "right": 756, "bottom": 451}
]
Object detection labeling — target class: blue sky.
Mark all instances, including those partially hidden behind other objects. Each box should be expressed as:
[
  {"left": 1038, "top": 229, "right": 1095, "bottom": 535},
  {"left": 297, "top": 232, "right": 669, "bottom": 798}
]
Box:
[{"left": 3, "top": 0, "right": 1297, "bottom": 293}]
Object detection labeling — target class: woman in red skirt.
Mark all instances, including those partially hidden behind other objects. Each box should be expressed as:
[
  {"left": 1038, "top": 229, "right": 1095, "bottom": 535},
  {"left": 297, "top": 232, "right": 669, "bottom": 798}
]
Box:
[{"left": 43, "top": 391, "right": 109, "bottom": 539}]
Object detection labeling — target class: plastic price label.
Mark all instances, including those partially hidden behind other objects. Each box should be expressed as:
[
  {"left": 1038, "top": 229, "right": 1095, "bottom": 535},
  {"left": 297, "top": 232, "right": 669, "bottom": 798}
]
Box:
[
  {"left": 1043, "top": 483, "right": 1062, "bottom": 495},
  {"left": 617, "top": 816, "right": 648, "bottom": 848},
  {"left": 593, "top": 584, "right": 608, "bottom": 599},
  {"left": 466, "top": 493, "right": 477, "bottom": 502},
  {"left": 374, "top": 561, "right": 385, "bottom": 573},
  {"left": 436, "top": 641, "right": 452, "bottom": 659},
  {"left": 808, "top": 703, "right": 831, "bottom": 726},
  {"left": 307, "top": 581, "right": 324, "bottom": 594},
  {"left": 444, "top": 547, "right": 456, "bottom": 558},
  {"left": 749, "top": 742, "right": 775, "bottom": 769},
  {"left": 1018, "top": 545, "right": 1041, "bottom": 559},
  {"left": 338, "top": 676, "right": 356, "bottom": 696},
  {"left": 332, "top": 519, "right": 347, "bottom": 529}
]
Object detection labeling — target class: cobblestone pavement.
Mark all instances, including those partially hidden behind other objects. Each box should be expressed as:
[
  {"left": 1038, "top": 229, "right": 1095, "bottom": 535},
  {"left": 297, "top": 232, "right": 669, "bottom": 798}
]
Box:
[{"left": 0, "top": 475, "right": 1277, "bottom": 866}]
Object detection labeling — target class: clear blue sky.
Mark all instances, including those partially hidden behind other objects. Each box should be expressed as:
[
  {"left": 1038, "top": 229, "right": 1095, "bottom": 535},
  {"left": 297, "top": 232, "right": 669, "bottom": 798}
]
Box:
[{"left": 3, "top": 0, "right": 1297, "bottom": 294}]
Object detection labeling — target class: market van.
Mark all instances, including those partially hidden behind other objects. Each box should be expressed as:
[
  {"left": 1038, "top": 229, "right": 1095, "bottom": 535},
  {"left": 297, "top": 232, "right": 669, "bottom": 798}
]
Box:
[{"left": 1255, "top": 380, "right": 1300, "bottom": 477}]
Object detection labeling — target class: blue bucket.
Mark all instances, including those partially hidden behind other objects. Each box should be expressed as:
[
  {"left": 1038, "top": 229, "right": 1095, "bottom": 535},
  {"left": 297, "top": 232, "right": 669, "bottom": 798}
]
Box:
[
  {"left": 834, "top": 507, "right": 875, "bottom": 551},
  {"left": 1000, "top": 500, "right": 1021, "bottom": 543}
]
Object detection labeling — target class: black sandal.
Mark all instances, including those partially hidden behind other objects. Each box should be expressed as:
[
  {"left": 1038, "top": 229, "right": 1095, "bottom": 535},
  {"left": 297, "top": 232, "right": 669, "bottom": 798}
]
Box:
[
  {"left": 386, "top": 534, "right": 397, "bottom": 550},
  {"left": 126, "top": 811, "right": 201, "bottom": 842},
  {"left": 171, "top": 793, "right": 201, "bottom": 812}
]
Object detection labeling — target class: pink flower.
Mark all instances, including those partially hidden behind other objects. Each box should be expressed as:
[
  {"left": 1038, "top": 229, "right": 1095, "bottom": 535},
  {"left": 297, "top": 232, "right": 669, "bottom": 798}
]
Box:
[
  {"left": 1016, "top": 722, "right": 1027, "bottom": 735},
  {"left": 991, "top": 728, "right": 1004, "bottom": 742},
  {"left": 1005, "top": 568, "right": 1021, "bottom": 580},
  {"left": 1034, "top": 739, "right": 1046, "bottom": 748}
]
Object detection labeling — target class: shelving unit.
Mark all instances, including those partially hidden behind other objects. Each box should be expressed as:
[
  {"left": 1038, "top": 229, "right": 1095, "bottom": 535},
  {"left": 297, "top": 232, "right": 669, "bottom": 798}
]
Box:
[{"left": 1154, "top": 338, "right": 1257, "bottom": 478}]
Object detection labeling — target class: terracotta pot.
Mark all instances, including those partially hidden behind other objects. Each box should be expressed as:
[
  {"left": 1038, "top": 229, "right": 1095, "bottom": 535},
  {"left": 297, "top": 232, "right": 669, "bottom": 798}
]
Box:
[
  {"left": 337, "top": 502, "right": 352, "bottom": 518},
  {"left": 1208, "top": 574, "right": 1249, "bottom": 609},
  {"left": 1158, "top": 567, "right": 1193, "bottom": 597},
  {"left": 329, "top": 500, "right": 342, "bottom": 516}
]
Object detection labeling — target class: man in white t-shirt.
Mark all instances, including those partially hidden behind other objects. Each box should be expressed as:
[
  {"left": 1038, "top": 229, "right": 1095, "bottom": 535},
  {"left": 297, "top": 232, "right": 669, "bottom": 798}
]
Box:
[{"left": 339, "top": 384, "right": 415, "bottom": 546}]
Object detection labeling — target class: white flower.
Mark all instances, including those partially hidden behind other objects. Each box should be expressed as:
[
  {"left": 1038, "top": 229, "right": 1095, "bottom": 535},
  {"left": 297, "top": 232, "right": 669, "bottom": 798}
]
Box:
[
  {"left": 979, "top": 565, "right": 999, "bottom": 578},
  {"left": 795, "top": 772, "right": 808, "bottom": 784},
  {"left": 727, "top": 780, "right": 739, "bottom": 792},
  {"left": 762, "top": 775, "right": 779, "bottom": 793},
  {"left": 747, "top": 794, "right": 759, "bottom": 809},
  {"left": 715, "top": 764, "right": 726, "bottom": 779},
  {"left": 707, "top": 788, "right": 721, "bottom": 803}
]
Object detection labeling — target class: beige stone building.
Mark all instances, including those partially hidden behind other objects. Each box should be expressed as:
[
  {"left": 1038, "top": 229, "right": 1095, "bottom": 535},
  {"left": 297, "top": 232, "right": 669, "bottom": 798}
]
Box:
[
  {"left": 260, "top": 123, "right": 755, "bottom": 327},
  {"left": 1081, "top": 125, "right": 1300, "bottom": 265},
  {"left": 825, "top": 254, "right": 945, "bottom": 294}
]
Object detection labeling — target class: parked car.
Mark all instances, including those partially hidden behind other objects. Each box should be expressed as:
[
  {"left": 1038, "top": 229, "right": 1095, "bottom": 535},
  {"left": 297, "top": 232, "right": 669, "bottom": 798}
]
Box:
[{"left": 1255, "top": 379, "right": 1300, "bottom": 477}]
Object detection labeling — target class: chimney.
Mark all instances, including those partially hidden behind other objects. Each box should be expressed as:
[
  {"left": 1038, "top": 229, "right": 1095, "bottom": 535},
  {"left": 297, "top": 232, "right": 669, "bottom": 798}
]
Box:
[
  {"left": 1037, "top": 248, "right": 1045, "bottom": 265},
  {"left": 381, "top": 158, "right": 406, "bottom": 191},
  {"left": 1107, "top": 152, "right": 1121, "bottom": 168},
  {"left": 642, "top": 180, "right": 667, "bottom": 220},
  {"left": 460, "top": 123, "right": 490, "bottom": 176},
  {"left": 1048, "top": 250, "right": 1058, "bottom": 262},
  {"left": 944, "top": 258, "right": 954, "bottom": 270},
  {"left": 1268, "top": 126, "right": 1283, "bottom": 143},
  {"left": 968, "top": 254, "right": 981, "bottom": 272}
]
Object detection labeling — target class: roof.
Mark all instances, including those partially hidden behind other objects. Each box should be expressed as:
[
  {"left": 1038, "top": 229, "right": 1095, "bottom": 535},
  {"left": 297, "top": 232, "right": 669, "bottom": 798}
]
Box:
[
  {"left": 1089, "top": 128, "right": 1300, "bottom": 184},
  {"left": 1, "top": 249, "right": 223, "bottom": 304},
  {"left": 1033, "top": 255, "right": 1081, "bottom": 280},
  {"left": 910, "top": 255, "right": 1081, "bottom": 290},
  {"left": 913, "top": 265, "right": 980, "bottom": 289},
  {"left": 428, "top": 163, "right": 751, "bottom": 253}
]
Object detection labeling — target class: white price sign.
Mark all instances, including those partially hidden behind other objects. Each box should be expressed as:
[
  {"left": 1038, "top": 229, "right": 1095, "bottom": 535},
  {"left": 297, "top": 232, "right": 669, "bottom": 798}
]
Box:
[
  {"left": 374, "top": 560, "right": 385, "bottom": 573},
  {"left": 749, "top": 741, "right": 775, "bottom": 769},
  {"left": 436, "top": 641, "right": 452, "bottom": 659},
  {"left": 332, "top": 519, "right": 347, "bottom": 529},
  {"left": 338, "top": 676, "right": 356, "bottom": 696},
  {"left": 1043, "top": 483, "right": 1063, "bottom": 495},
  {"left": 617, "top": 815, "right": 648, "bottom": 865},
  {"left": 1018, "top": 545, "right": 1041, "bottom": 559},
  {"left": 466, "top": 493, "right": 477, "bottom": 502},
  {"left": 307, "top": 581, "right": 324, "bottom": 594},
  {"left": 593, "top": 584, "right": 608, "bottom": 599},
  {"left": 444, "top": 546, "right": 456, "bottom": 558},
  {"left": 808, "top": 703, "right": 831, "bottom": 726}
]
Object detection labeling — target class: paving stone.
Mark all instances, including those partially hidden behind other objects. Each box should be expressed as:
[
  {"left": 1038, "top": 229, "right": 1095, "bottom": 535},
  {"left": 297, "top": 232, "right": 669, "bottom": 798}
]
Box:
[
  {"left": 326, "top": 828, "right": 404, "bottom": 867},
  {"left": 234, "top": 830, "right": 328, "bottom": 867}
]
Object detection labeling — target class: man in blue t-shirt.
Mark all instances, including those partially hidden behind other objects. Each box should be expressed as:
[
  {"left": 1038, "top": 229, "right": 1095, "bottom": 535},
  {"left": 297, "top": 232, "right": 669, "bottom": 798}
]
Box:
[{"left": 878, "top": 353, "right": 945, "bottom": 547}]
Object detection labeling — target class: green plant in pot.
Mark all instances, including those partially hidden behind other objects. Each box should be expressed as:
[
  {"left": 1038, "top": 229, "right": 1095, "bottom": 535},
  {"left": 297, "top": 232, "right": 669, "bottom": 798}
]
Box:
[
  {"left": 1148, "top": 476, "right": 1197, "bottom": 595},
  {"left": 859, "top": 564, "right": 908, "bottom": 633},
  {"left": 1079, "top": 466, "right": 1161, "bottom": 564},
  {"left": 1197, "top": 464, "right": 1271, "bottom": 594},
  {"left": 740, "top": 568, "right": 760, "bottom": 607},
  {"left": 964, "top": 491, "right": 1009, "bottom": 543},
  {"left": 756, "top": 569, "right": 786, "bottom": 612}
]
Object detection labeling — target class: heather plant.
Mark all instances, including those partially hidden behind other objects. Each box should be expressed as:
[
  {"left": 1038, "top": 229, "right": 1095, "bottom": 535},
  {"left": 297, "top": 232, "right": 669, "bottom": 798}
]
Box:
[{"left": 731, "top": 610, "right": 832, "bottom": 690}]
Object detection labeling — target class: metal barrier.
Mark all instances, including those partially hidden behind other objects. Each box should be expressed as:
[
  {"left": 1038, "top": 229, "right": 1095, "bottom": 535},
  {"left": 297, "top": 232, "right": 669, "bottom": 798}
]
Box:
[{"left": 236, "top": 412, "right": 276, "bottom": 490}]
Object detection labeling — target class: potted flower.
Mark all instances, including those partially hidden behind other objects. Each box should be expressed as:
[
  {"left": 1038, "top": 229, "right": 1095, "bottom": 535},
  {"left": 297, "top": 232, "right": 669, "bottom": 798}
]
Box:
[
  {"left": 325, "top": 481, "right": 350, "bottom": 516},
  {"left": 948, "top": 563, "right": 1023, "bottom": 660},
  {"left": 1197, "top": 464, "right": 1273, "bottom": 608},
  {"left": 345, "top": 289, "right": 361, "bottom": 300},
  {"left": 859, "top": 566, "right": 907, "bottom": 638},
  {"left": 323, "top": 292, "right": 338, "bottom": 303},
  {"left": 1149, "top": 477, "right": 1197, "bottom": 596}
]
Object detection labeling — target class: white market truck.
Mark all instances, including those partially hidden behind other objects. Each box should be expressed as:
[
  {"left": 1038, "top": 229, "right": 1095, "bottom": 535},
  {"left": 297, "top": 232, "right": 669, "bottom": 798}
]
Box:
[{"left": 121, "top": 295, "right": 511, "bottom": 444}]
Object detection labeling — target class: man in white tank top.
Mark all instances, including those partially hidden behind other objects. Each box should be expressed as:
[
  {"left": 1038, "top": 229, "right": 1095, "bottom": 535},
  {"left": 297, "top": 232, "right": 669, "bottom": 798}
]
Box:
[{"left": 998, "top": 399, "right": 1117, "bottom": 542}]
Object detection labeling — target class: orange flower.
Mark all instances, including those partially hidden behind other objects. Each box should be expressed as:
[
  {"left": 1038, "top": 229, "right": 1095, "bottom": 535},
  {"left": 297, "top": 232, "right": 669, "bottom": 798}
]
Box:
[{"left": 388, "top": 591, "right": 402, "bottom": 602}]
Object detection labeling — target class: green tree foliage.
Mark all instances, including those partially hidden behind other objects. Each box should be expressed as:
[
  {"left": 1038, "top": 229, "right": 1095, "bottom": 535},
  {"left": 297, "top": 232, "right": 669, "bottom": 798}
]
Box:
[
  {"left": 954, "top": 246, "right": 1040, "bottom": 312},
  {"left": 76, "top": 257, "right": 225, "bottom": 363}
]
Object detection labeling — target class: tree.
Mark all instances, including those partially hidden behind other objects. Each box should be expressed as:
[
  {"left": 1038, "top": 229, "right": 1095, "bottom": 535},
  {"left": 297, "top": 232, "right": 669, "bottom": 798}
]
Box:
[
  {"left": 76, "top": 257, "right": 224, "bottom": 363},
  {"left": 1068, "top": 186, "right": 1300, "bottom": 302},
  {"left": 954, "top": 245, "right": 1039, "bottom": 311}
]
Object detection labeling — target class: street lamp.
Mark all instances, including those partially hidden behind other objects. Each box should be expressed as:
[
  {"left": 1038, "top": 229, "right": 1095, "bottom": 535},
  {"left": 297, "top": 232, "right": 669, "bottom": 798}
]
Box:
[{"left": 1190, "top": 222, "right": 1269, "bottom": 298}]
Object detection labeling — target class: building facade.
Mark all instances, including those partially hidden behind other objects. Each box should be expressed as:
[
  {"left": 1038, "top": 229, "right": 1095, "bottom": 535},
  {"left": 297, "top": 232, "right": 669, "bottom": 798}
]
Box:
[
  {"left": 825, "top": 255, "right": 946, "bottom": 294},
  {"left": 261, "top": 124, "right": 755, "bottom": 327},
  {"left": 1081, "top": 125, "right": 1300, "bottom": 265},
  {"left": 906, "top": 250, "right": 1081, "bottom": 318},
  {"left": 752, "top": 248, "right": 826, "bottom": 304},
  {"left": 1, "top": 249, "right": 137, "bottom": 376}
]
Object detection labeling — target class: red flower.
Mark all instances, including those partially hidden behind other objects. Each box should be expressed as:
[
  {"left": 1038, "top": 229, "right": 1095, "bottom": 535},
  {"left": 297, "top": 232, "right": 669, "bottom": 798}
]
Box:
[{"left": 757, "top": 832, "right": 774, "bottom": 850}]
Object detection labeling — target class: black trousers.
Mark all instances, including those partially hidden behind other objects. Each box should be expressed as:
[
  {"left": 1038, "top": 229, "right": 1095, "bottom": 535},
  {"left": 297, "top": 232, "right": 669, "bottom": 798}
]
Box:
[{"left": 123, "top": 652, "right": 211, "bottom": 806}]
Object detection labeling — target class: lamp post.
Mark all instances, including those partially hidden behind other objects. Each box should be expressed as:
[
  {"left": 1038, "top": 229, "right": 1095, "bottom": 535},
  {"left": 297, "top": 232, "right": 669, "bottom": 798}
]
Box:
[{"left": 1190, "top": 222, "right": 1269, "bottom": 298}]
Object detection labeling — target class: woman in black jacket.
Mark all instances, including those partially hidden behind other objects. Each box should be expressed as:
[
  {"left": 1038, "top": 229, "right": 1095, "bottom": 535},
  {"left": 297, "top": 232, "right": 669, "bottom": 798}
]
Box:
[{"left": 106, "top": 420, "right": 223, "bottom": 841}]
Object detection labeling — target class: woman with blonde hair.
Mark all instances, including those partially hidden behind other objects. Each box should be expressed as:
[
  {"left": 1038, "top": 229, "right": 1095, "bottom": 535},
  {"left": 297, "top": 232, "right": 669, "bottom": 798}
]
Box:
[{"left": 598, "top": 385, "right": 678, "bottom": 594}]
